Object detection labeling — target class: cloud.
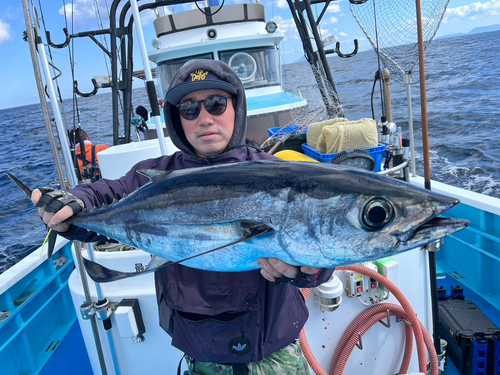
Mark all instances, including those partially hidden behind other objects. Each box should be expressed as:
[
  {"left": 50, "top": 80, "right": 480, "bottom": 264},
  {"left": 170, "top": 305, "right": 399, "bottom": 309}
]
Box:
[
  {"left": 58, "top": 0, "right": 159, "bottom": 28},
  {"left": 276, "top": 0, "right": 289, "bottom": 9},
  {"left": 139, "top": 9, "right": 157, "bottom": 26},
  {"left": 272, "top": 15, "right": 300, "bottom": 41},
  {"left": 327, "top": 16, "right": 339, "bottom": 24},
  {"left": 327, "top": 3, "right": 342, "bottom": 13},
  {"left": 444, "top": 0, "right": 500, "bottom": 19},
  {"left": 0, "top": 19, "right": 13, "bottom": 44},
  {"left": 3, "top": 7, "right": 23, "bottom": 21}
]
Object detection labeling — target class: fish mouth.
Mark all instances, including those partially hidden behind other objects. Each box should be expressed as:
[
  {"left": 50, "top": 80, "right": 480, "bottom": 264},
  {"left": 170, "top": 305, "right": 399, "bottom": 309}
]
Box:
[{"left": 394, "top": 217, "right": 470, "bottom": 248}]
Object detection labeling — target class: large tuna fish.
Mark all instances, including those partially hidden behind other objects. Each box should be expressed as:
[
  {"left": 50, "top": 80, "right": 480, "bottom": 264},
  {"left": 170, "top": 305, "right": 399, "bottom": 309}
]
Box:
[{"left": 59, "top": 160, "right": 468, "bottom": 279}]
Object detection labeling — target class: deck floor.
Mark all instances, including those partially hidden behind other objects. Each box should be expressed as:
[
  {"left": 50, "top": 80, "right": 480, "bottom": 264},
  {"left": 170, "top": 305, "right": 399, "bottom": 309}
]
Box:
[{"left": 40, "top": 320, "right": 93, "bottom": 375}]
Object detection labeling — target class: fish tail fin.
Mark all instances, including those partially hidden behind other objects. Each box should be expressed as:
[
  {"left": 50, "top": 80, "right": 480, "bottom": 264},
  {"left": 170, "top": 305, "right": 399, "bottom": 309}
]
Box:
[{"left": 7, "top": 173, "right": 33, "bottom": 199}]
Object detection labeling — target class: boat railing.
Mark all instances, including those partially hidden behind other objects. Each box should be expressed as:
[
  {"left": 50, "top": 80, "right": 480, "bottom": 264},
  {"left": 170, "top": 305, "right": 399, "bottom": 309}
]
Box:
[
  {"left": 410, "top": 176, "right": 500, "bottom": 312},
  {"left": 0, "top": 239, "right": 76, "bottom": 374}
]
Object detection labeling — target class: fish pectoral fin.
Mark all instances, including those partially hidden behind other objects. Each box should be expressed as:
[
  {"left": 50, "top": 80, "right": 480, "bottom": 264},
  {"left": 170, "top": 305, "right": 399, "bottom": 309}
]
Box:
[
  {"left": 240, "top": 220, "right": 274, "bottom": 241},
  {"left": 82, "top": 257, "right": 161, "bottom": 283},
  {"left": 136, "top": 169, "right": 171, "bottom": 181},
  {"left": 83, "top": 221, "right": 274, "bottom": 281},
  {"left": 172, "top": 221, "right": 274, "bottom": 266}
]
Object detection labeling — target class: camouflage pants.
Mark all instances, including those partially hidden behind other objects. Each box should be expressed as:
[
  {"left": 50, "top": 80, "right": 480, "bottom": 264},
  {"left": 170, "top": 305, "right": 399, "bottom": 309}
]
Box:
[{"left": 186, "top": 340, "right": 310, "bottom": 375}]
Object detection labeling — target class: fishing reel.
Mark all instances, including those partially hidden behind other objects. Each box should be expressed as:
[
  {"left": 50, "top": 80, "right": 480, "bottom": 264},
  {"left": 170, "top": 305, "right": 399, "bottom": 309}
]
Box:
[
  {"left": 82, "top": 164, "right": 102, "bottom": 183},
  {"left": 131, "top": 116, "right": 148, "bottom": 134},
  {"left": 377, "top": 116, "right": 398, "bottom": 141}
]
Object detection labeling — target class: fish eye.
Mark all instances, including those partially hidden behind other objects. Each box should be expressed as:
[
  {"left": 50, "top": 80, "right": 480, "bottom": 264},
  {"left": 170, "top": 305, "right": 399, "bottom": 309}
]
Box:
[{"left": 361, "top": 198, "right": 394, "bottom": 231}]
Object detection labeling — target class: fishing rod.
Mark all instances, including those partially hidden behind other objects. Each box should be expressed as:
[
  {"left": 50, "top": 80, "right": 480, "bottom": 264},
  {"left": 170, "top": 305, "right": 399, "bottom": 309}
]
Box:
[
  {"left": 129, "top": 0, "right": 166, "bottom": 155},
  {"left": 267, "top": 109, "right": 325, "bottom": 155},
  {"left": 260, "top": 123, "right": 295, "bottom": 150}
]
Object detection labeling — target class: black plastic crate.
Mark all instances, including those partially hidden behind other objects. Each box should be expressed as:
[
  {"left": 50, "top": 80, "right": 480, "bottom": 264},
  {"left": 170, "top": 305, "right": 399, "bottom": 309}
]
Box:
[{"left": 438, "top": 299, "right": 500, "bottom": 375}]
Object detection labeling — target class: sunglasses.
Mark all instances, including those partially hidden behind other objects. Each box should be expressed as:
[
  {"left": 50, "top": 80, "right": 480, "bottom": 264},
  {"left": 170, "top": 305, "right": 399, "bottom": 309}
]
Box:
[{"left": 177, "top": 95, "right": 231, "bottom": 121}]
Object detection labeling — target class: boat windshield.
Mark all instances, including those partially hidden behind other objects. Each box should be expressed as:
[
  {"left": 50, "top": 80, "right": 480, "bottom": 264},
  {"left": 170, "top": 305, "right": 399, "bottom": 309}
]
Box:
[
  {"left": 219, "top": 47, "right": 281, "bottom": 89},
  {"left": 156, "top": 47, "right": 281, "bottom": 96}
]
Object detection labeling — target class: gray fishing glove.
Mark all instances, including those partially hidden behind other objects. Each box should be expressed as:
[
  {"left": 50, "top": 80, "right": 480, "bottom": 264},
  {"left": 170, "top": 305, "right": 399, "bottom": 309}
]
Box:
[{"left": 36, "top": 188, "right": 85, "bottom": 215}]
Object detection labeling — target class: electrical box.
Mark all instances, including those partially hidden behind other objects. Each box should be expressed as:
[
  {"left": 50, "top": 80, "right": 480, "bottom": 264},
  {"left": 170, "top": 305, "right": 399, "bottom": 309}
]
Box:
[
  {"left": 115, "top": 298, "right": 146, "bottom": 342},
  {"left": 375, "top": 257, "right": 399, "bottom": 292}
]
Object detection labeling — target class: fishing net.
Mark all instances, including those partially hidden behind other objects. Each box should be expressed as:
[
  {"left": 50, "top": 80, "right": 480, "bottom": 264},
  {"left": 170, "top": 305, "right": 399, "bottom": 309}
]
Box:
[
  {"left": 282, "top": 63, "right": 342, "bottom": 125},
  {"left": 350, "top": 0, "right": 450, "bottom": 83}
]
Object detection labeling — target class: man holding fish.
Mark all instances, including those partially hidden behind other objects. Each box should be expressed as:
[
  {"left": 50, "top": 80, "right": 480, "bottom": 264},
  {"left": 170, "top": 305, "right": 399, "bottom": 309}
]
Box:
[{"left": 31, "top": 60, "right": 334, "bottom": 374}]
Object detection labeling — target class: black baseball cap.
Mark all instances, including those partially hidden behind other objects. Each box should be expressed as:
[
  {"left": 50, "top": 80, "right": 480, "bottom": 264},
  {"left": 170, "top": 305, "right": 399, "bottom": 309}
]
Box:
[{"left": 165, "top": 68, "right": 237, "bottom": 105}]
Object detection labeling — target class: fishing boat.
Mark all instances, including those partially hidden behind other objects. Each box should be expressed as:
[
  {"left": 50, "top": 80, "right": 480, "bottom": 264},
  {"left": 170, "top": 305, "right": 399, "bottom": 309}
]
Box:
[{"left": 1, "top": 1, "right": 499, "bottom": 375}]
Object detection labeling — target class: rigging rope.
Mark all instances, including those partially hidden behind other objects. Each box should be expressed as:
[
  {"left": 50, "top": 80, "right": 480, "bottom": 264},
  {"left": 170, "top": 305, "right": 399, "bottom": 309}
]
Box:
[
  {"left": 93, "top": 0, "right": 111, "bottom": 78},
  {"left": 61, "top": 0, "right": 82, "bottom": 132},
  {"left": 372, "top": 0, "right": 386, "bottom": 119}
]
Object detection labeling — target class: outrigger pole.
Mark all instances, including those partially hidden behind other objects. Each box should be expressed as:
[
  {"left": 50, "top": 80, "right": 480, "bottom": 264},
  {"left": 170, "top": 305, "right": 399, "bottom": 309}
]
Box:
[
  {"left": 22, "top": 0, "right": 73, "bottom": 190},
  {"left": 415, "top": 0, "right": 441, "bottom": 356}
]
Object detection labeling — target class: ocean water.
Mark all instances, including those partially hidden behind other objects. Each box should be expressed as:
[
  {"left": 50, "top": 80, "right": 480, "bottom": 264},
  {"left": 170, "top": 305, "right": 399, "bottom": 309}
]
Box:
[{"left": 0, "top": 30, "right": 499, "bottom": 274}]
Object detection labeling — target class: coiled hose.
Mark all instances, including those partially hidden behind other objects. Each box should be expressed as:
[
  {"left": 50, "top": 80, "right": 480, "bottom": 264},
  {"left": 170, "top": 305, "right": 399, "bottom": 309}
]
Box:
[{"left": 300, "top": 264, "right": 439, "bottom": 375}]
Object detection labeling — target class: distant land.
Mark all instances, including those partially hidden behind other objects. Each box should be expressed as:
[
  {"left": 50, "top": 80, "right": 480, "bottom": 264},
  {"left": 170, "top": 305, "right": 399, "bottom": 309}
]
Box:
[
  {"left": 437, "top": 24, "right": 500, "bottom": 40},
  {"left": 292, "top": 24, "right": 500, "bottom": 64}
]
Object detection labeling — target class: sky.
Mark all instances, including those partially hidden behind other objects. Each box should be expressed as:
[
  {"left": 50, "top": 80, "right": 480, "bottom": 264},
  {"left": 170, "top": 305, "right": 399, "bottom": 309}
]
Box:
[{"left": 0, "top": 0, "right": 498, "bottom": 110}]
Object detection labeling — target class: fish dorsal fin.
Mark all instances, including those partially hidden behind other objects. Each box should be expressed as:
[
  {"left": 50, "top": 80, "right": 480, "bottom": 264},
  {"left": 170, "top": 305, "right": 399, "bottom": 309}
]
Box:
[
  {"left": 137, "top": 169, "right": 172, "bottom": 181},
  {"left": 7, "top": 173, "right": 33, "bottom": 198}
]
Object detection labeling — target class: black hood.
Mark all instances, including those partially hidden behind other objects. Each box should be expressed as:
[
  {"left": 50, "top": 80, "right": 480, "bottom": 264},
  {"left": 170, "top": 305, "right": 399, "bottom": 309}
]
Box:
[{"left": 164, "top": 60, "right": 247, "bottom": 158}]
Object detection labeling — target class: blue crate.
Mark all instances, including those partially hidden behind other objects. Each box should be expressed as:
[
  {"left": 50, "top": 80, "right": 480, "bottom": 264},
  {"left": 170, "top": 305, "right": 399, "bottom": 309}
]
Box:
[
  {"left": 267, "top": 125, "right": 308, "bottom": 137},
  {"left": 301, "top": 143, "right": 387, "bottom": 172},
  {"left": 473, "top": 336, "right": 488, "bottom": 375}
]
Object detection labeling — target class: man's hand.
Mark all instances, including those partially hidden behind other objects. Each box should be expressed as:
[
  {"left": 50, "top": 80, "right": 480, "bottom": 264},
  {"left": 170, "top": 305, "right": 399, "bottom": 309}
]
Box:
[
  {"left": 31, "top": 188, "right": 84, "bottom": 232},
  {"left": 258, "top": 257, "right": 320, "bottom": 283}
]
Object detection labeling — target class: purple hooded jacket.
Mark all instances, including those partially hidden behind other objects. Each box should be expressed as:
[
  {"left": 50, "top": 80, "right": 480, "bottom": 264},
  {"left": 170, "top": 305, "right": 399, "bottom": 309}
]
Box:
[{"left": 60, "top": 60, "right": 334, "bottom": 364}]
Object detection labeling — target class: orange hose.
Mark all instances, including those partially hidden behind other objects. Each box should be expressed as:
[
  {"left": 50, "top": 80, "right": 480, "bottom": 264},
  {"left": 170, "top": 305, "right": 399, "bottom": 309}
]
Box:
[
  {"left": 300, "top": 265, "right": 439, "bottom": 375},
  {"left": 300, "top": 289, "right": 329, "bottom": 375},
  {"left": 329, "top": 303, "right": 414, "bottom": 374}
]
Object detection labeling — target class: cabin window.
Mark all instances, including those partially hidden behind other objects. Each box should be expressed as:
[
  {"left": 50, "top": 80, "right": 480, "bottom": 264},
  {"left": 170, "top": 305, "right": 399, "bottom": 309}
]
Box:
[
  {"left": 219, "top": 47, "right": 281, "bottom": 89},
  {"left": 157, "top": 53, "right": 214, "bottom": 96}
]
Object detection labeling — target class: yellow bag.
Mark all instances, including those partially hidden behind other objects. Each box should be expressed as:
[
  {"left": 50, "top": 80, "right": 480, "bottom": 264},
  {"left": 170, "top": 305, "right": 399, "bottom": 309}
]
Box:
[
  {"left": 316, "top": 118, "right": 378, "bottom": 154},
  {"left": 306, "top": 118, "right": 348, "bottom": 151}
]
